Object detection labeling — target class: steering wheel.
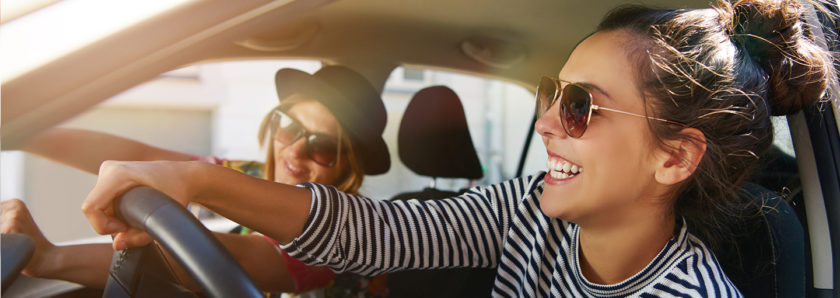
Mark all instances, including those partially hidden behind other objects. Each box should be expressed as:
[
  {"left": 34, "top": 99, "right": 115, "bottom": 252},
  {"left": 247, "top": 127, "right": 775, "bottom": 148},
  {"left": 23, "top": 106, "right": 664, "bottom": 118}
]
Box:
[
  {"left": 1, "top": 233, "right": 34, "bottom": 293},
  {"left": 103, "top": 186, "right": 263, "bottom": 298}
]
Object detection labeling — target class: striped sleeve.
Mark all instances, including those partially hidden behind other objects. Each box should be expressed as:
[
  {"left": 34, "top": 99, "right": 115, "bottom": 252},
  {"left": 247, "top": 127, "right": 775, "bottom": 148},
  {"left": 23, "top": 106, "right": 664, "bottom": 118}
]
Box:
[{"left": 278, "top": 176, "right": 535, "bottom": 276}]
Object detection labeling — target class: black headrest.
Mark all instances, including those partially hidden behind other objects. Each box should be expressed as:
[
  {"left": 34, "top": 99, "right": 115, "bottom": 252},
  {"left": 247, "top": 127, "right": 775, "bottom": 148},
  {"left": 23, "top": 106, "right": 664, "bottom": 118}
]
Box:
[{"left": 398, "top": 86, "right": 483, "bottom": 179}]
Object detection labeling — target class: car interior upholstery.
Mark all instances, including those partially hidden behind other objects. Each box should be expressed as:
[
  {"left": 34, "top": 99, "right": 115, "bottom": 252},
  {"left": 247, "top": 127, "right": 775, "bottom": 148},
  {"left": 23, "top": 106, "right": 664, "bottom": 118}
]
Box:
[{"left": 387, "top": 86, "right": 496, "bottom": 297}]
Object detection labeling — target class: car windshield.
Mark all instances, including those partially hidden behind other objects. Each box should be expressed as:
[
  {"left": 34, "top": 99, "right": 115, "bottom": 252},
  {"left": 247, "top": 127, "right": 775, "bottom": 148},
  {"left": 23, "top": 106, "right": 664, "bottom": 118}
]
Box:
[
  {"left": 1, "top": 60, "right": 541, "bottom": 242},
  {"left": 0, "top": 0, "right": 190, "bottom": 81}
]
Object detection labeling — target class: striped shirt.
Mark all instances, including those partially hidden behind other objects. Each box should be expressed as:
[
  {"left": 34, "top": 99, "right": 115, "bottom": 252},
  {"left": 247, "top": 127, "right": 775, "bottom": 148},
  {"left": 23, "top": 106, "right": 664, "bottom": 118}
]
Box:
[{"left": 279, "top": 173, "right": 742, "bottom": 297}]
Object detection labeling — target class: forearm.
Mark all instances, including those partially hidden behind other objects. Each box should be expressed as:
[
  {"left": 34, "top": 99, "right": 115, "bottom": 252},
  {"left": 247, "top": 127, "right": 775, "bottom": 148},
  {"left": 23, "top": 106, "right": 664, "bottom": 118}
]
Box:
[
  {"left": 187, "top": 163, "right": 312, "bottom": 244},
  {"left": 153, "top": 233, "right": 294, "bottom": 293},
  {"left": 279, "top": 181, "right": 523, "bottom": 276},
  {"left": 42, "top": 236, "right": 294, "bottom": 292},
  {"left": 40, "top": 243, "right": 114, "bottom": 288},
  {"left": 18, "top": 128, "right": 192, "bottom": 174},
  {"left": 216, "top": 233, "right": 295, "bottom": 292}
]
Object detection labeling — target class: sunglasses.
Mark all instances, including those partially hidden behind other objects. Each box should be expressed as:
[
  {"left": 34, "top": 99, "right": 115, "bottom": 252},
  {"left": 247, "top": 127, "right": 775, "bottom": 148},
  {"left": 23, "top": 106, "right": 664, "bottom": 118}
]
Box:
[
  {"left": 269, "top": 110, "right": 342, "bottom": 167},
  {"left": 535, "top": 77, "right": 686, "bottom": 138}
]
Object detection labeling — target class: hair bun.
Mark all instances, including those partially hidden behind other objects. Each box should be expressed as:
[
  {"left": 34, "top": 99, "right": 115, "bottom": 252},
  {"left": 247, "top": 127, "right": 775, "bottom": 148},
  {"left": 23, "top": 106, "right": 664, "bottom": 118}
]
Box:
[{"left": 726, "top": 0, "right": 831, "bottom": 115}]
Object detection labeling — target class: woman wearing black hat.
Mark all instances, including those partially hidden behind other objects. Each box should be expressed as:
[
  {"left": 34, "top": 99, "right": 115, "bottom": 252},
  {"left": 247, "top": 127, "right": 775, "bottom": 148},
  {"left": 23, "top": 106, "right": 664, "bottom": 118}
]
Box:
[{"left": 1, "top": 65, "right": 389, "bottom": 294}]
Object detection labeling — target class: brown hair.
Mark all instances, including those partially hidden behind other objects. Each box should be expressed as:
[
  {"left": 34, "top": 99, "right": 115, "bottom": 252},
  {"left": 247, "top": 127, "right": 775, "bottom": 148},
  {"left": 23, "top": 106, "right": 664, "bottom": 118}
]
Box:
[
  {"left": 595, "top": 0, "right": 834, "bottom": 248},
  {"left": 257, "top": 95, "right": 366, "bottom": 194}
]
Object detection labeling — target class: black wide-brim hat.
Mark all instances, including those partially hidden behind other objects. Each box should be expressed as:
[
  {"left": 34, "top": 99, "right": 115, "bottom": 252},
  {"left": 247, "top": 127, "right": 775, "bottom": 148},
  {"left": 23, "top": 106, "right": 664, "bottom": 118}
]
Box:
[{"left": 274, "top": 65, "right": 390, "bottom": 175}]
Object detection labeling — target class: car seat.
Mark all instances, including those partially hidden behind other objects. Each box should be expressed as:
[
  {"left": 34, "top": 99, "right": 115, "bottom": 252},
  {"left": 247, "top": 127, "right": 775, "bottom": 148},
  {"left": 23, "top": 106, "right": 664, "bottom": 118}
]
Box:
[
  {"left": 391, "top": 85, "right": 483, "bottom": 198},
  {"left": 715, "top": 182, "right": 805, "bottom": 297},
  {"left": 387, "top": 86, "right": 496, "bottom": 297}
]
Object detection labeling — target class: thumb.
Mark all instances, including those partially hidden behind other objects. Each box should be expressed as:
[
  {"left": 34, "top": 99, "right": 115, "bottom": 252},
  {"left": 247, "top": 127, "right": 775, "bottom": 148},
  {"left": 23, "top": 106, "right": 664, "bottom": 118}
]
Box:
[{"left": 112, "top": 228, "right": 154, "bottom": 250}]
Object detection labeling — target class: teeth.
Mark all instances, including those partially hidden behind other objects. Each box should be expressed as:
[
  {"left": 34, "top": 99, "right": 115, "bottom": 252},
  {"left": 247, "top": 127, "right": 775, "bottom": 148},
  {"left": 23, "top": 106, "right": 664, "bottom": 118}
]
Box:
[
  {"left": 546, "top": 158, "right": 583, "bottom": 180},
  {"left": 549, "top": 170, "right": 571, "bottom": 179}
]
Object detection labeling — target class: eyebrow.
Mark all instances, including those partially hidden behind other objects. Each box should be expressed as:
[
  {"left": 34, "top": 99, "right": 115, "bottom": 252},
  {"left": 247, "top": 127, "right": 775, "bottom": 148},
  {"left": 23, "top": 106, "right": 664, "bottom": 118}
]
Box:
[
  {"left": 557, "top": 78, "right": 613, "bottom": 101},
  {"left": 577, "top": 82, "right": 613, "bottom": 102}
]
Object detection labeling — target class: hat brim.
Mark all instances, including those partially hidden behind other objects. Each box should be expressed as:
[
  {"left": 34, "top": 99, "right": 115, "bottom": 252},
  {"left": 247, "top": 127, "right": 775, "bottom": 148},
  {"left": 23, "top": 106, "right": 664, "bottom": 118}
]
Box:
[{"left": 275, "top": 68, "right": 390, "bottom": 175}]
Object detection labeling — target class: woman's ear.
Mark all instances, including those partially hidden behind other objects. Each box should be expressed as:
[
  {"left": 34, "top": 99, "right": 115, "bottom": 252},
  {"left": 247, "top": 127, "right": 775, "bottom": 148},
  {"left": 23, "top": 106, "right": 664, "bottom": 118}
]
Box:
[{"left": 654, "top": 128, "right": 706, "bottom": 185}]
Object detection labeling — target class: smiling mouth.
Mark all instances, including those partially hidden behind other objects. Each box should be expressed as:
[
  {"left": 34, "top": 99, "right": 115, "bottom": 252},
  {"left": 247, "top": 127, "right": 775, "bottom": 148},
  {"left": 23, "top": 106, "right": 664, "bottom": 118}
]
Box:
[
  {"left": 283, "top": 160, "right": 305, "bottom": 176},
  {"left": 546, "top": 158, "right": 582, "bottom": 180}
]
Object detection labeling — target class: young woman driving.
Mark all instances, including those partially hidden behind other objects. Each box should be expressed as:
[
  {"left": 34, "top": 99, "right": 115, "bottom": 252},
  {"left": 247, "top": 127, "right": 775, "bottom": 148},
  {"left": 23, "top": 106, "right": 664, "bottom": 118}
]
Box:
[
  {"left": 2, "top": 65, "right": 390, "bottom": 294},
  {"left": 80, "top": 0, "right": 835, "bottom": 296}
]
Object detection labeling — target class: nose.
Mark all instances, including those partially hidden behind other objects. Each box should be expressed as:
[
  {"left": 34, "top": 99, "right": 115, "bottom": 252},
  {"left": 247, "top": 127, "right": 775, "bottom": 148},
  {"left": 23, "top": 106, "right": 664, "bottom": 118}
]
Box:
[
  {"left": 278, "top": 137, "right": 308, "bottom": 159},
  {"left": 535, "top": 104, "right": 567, "bottom": 139}
]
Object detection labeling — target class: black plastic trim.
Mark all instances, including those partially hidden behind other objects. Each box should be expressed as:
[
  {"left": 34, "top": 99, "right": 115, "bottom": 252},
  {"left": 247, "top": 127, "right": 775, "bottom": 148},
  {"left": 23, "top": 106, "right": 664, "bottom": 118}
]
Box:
[
  {"left": 813, "top": 288, "right": 833, "bottom": 298},
  {"left": 516, "top": 113, "right": 538, "bottom": 178}
]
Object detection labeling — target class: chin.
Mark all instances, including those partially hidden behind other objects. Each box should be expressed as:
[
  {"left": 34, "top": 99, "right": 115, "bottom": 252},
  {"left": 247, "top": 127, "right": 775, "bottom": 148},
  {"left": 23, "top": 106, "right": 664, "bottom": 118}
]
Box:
[
  {"left": 538, "top": 187, "right": 575, "bottom": 220},
  {"left": 274, "top": 172, "right": 303, "bottom": 185}
]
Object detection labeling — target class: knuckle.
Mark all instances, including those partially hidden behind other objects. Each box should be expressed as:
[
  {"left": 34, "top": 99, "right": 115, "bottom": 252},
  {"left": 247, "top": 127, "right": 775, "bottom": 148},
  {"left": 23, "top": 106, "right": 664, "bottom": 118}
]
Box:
[
  {"left": 2, "top": 200, "right": 23, "bottom": 214},
  {"left": 99, "top": 160, "right": 121, "bottom": 173},
  {"left": 2, "top": 198, "right": 23, "bottom": 208},
  {"left": 80, "top": 202, "right": 92, "bottom": 213}
]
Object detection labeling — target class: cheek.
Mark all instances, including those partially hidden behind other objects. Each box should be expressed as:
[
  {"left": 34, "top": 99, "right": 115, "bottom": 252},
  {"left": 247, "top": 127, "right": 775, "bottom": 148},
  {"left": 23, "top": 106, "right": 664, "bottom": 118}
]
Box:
[
  {"left": 324, "top": 161, "right": 346, "bottom": 182},
  {"left": 274, "top": 142, "right": 287, "bottom": 157},
  {"left": 585, "top": 124, "right": 657, "bottom": 187},
  {"left": 273, "top": 148, "right": 285, "bottom": 170},
  {"left": 307, "top": 156, "right": 345, "bottom": 185}
]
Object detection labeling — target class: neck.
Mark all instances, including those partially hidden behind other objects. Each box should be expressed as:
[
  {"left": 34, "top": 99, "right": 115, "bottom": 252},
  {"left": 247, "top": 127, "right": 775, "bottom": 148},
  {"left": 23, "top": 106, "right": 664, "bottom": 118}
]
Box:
[{"left": 577, "top": 211, "right": 675, "bottom": 285}]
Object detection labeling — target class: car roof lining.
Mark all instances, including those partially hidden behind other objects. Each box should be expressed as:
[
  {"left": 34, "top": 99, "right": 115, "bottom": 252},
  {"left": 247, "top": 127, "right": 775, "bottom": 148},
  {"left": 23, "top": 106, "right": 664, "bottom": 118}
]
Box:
[{"left": 1, "top": 0, "right": 711, "bottom": 147}]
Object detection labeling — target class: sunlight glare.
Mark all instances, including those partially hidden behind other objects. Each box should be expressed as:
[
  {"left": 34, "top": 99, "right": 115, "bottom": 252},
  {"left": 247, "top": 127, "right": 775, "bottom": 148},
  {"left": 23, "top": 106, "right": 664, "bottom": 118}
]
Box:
[{"left": 0, "top": 0, "right": 192, "bottom": 82}]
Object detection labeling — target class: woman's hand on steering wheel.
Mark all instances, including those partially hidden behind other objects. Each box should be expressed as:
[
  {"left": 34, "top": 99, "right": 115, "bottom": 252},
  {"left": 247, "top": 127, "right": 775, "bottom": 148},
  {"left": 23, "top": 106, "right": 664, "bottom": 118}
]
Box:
[
  {"left": 1, "top": 199, "right": 57, "bottom": 277},
  {"left": 82, "top": 160, "right": 206, "bottom": 250}
]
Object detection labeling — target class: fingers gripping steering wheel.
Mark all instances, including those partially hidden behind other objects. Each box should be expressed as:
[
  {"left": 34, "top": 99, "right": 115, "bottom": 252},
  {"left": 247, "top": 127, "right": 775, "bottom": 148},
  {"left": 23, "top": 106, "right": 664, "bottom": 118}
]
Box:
[{"left": 103, "top": 186, "right": 263, "bottom": 298}]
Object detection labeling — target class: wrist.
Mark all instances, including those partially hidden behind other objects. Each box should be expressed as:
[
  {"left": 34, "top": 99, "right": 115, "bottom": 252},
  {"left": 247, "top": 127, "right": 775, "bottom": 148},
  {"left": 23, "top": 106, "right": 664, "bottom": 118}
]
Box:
[
  {"left": 184, "top": 161, "right": 215, "bottom": 205},
  {"left": 28, "top": 244, "right": 63, "bottom": 278},
  {"left": 40, "top": 243, "right": 113, "bottom": 288}
]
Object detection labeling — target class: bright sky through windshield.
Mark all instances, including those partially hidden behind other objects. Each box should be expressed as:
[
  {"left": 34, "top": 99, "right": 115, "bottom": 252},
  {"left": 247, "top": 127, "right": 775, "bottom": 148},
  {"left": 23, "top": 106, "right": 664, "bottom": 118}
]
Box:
[{"left": 0, "top": 0, "right": 191, "bottom": 82}]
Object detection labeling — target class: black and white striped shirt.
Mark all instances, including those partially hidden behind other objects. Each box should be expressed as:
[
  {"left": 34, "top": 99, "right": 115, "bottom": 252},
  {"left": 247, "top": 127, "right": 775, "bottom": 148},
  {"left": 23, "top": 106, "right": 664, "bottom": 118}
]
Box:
[{"left": 279, "top": 173, "right": 742, "bottom": 297}]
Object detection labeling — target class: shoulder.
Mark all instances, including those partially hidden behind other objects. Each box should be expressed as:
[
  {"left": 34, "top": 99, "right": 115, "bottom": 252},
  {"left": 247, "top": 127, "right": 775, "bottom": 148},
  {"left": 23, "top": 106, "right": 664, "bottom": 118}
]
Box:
[
  {"left": 655, "top": 230, "right": 742, "bottom": 297},
  {"left": 223, "top": 160, "right": 265, "bottom": 178},
  {"left": 463, "top": 172, "right": 546, "bottom": 200},
  {"left": 192, "top": 155, "right": 265, "bottom": 178}
]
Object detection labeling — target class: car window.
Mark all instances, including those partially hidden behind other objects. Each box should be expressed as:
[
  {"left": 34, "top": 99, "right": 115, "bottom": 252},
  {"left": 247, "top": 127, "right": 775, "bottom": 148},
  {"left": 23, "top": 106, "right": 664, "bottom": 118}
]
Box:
[
  {"left": 0, "top": 60, "right": 322, "bottom": 243},
  {"left": 1, "top": 61, "right": 539, "bottom": 242}
]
